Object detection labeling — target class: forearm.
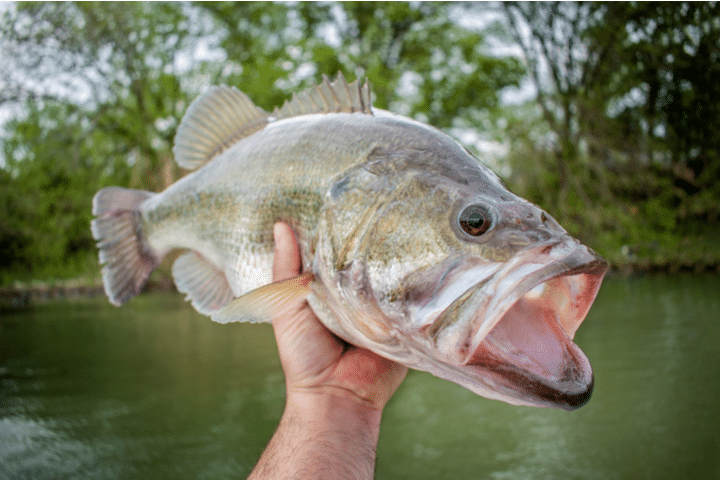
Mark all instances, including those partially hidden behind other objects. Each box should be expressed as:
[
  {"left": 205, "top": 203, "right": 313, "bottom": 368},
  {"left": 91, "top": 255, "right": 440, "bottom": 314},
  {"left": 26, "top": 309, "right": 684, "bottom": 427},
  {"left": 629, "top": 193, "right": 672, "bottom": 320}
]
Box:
[{"left": 248, "top": 391, "right": 383, "bottom": 480}]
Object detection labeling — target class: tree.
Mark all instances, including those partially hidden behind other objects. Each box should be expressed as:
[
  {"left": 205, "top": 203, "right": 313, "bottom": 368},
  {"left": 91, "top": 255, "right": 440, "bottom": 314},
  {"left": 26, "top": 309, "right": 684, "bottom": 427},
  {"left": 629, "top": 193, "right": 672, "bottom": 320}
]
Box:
[
  {"left": 1, "top": 2, "right": 196, "bottom": 190},
  {"left": 502, "top": 2, "right": 610, "bottom": 208},
  {"left": 593, "top": 2, "right": 720, "bottom": 224},
  {"left": 202, "top": 2, "right": 525, "bottom": 129},
  {"left": 0, "top": 3, "right": 199, "bottom": 284},
  {"left": 501, "top": 1, "right": 720, "bottom": 268},
  {"left": 0, "top": 102, "right": 116, "bottom": 283},
  {"left": 1, "top": 2, "right": 525, "bottom": 284}
]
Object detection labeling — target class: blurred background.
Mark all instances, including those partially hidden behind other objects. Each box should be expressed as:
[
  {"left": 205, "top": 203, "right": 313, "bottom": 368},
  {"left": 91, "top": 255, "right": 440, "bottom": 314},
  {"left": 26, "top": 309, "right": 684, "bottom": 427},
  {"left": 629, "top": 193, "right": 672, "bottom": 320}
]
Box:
[
  {"left": 1, "top": 3, "right": 719, "bottom": 480},
  {"left": 1, "top": 1, "right": 719, "bottom": 291}
]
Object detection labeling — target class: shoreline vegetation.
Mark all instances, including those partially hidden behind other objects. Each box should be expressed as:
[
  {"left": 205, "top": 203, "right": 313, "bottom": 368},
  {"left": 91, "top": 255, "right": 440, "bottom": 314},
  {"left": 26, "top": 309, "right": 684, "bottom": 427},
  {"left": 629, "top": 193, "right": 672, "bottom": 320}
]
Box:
[{"left": 2, "top": 3, "right": 718, "bottom": 305}]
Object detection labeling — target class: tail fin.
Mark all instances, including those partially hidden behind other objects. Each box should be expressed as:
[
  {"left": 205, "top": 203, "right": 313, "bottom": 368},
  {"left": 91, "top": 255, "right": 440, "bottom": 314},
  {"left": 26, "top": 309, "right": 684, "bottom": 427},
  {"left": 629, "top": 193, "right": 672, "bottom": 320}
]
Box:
[{"left": 91, "top": 187, "right": 162, "bottom": 306}]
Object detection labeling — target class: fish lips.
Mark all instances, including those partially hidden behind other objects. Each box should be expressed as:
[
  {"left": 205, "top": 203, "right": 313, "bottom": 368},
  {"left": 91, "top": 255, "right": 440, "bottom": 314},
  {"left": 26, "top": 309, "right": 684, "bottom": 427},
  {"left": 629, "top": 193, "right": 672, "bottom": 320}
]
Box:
[{"left": 434, "top": 240, "right": 607, "bottom": 410}]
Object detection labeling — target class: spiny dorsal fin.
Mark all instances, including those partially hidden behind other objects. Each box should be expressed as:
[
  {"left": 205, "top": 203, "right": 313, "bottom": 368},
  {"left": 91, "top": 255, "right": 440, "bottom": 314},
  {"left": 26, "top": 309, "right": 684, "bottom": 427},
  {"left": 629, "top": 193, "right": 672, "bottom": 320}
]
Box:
[
  {"left": 173, "top": 85, "right": 269, "bottom": 170},
  {"left": 273, "top": 72, "right": 373, "bottom": 119}
]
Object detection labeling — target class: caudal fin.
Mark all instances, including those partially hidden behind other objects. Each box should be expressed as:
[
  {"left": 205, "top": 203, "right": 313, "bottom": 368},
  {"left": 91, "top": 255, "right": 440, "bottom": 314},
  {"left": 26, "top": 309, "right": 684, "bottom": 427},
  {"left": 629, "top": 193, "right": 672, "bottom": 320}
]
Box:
[{"left": 91, "top": 187, "right": 162, "bottom": 306}]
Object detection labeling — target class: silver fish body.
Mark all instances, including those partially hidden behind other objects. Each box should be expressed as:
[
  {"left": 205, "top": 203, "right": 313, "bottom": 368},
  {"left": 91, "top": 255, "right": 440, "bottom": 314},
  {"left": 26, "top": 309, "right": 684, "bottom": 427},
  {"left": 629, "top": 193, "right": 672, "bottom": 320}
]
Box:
[{"left": 92, "top": 75, "right": 607, "bottom": 410}]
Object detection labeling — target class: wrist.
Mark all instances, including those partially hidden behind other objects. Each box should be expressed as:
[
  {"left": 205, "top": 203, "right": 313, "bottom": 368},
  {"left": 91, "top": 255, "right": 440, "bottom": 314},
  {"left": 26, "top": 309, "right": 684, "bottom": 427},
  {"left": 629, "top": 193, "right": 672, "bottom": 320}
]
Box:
[
  {"left": 284, "top": 389, "right": 383, "bottom": 437},
  {"left": 248, "top": 391, "right": 382, "bottom": 479}
]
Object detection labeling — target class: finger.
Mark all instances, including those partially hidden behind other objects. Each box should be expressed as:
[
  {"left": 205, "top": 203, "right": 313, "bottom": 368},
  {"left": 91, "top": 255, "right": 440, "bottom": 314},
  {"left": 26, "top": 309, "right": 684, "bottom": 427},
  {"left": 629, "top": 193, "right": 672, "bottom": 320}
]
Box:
[{"left": 273, "top": 222, "right": 302, "bottom": 281}]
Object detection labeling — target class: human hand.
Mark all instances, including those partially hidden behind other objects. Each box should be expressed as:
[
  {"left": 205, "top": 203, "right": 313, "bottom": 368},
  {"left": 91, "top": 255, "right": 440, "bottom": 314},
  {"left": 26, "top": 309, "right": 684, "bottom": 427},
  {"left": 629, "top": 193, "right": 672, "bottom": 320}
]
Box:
[
  {"left": 246, "top": 223, "right": 406, "bottom": 479},
  {"left": 270, "top": 222, "right": 408, "bottom": 411}
]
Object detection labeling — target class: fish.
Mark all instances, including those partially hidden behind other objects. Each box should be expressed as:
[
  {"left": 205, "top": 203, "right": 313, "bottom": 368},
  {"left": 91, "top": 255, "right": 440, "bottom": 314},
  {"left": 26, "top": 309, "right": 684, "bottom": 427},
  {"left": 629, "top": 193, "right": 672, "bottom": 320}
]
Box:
[{"left": 92, "top": 74, "right": 608, "bottom": 410}]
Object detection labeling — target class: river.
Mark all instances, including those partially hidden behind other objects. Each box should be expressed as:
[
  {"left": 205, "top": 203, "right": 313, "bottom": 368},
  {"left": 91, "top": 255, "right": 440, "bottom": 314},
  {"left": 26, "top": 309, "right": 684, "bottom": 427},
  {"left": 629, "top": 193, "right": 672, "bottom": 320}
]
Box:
[{"left": 1, "top": 273, "right": 718, "bottom": 479}]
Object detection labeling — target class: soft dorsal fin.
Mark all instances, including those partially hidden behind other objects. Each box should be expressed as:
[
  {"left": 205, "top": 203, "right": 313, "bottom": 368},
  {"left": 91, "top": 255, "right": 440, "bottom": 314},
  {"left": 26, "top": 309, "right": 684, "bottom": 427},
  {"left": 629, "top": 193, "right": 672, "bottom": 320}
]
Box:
[
  {"left": 173, "top": 85, "right": 269, "bottom": 170},
  {"left": 273, "top": 72, "right": 373, "bottom": 119}
]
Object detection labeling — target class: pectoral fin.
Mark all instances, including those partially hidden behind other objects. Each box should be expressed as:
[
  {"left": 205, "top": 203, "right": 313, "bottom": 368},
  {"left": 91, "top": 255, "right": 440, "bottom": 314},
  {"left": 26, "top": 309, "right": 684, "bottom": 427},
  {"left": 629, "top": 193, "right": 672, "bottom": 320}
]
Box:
[{"left": 211, "top": 273, "right": 314, "bottom": 324}]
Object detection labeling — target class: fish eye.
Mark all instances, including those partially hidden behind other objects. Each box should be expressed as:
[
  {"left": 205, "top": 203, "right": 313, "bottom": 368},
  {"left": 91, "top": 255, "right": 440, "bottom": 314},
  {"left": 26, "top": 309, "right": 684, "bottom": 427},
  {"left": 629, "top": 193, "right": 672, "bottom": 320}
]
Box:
[{"left": 458, "top": 204, "right": 492, "bottom": 236}]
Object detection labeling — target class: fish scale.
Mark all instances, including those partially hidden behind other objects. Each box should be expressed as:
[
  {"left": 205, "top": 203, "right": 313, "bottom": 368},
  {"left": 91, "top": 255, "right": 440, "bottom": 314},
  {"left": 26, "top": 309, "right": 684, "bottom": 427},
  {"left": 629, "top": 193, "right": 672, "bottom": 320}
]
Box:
[{"left": 92, "top": 74, "right": 607, "bottom": 410}]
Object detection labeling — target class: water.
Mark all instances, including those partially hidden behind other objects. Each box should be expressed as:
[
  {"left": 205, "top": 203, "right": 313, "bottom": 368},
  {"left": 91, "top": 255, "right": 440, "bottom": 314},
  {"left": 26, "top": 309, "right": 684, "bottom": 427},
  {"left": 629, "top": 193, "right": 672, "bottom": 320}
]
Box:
[{"left": 1, "top": 274, "right": 719, "bottom": 479}]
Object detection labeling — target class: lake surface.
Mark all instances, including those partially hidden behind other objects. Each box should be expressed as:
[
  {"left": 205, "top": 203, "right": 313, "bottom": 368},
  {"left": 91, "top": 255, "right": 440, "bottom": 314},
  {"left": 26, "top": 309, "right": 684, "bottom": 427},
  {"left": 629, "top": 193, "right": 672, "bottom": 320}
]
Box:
[{"left": 1, "top": 273, "right": 719, "bottom": 479}]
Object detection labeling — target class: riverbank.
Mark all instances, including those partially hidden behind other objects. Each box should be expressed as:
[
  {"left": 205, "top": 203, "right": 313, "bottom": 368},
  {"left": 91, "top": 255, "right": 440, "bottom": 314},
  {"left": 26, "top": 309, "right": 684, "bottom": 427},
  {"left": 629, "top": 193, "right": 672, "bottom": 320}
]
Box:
[
  {"left": 0, "top": 278, "right": 175, "bottom": 309},
  {"left": 610, "top": 260, "right": 720, "bottom": 277},
  {"left": 3, "top": 261, "right": 719, "bottom": 309}
]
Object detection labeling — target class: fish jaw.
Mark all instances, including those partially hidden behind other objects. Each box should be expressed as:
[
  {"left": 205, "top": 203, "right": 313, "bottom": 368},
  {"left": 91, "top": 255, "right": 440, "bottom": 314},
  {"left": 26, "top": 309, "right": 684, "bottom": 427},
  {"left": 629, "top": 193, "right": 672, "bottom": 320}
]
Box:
[{"left": 425, "top": 239, "right": 607, "bottom": 410}]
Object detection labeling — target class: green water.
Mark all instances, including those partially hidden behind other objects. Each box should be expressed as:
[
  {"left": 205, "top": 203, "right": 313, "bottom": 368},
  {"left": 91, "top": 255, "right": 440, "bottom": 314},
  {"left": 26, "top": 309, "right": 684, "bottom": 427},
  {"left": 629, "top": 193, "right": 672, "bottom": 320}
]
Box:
[{"left": 1, "top": 274, "right": 719, "bottom": 479}]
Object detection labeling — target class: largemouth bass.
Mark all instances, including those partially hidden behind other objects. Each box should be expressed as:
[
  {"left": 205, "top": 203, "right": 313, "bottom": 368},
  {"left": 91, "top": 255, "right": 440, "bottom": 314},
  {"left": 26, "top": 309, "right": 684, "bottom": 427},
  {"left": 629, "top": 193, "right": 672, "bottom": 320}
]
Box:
[{"left": 92, "top": 74, "right": 607, "bottom": 410}]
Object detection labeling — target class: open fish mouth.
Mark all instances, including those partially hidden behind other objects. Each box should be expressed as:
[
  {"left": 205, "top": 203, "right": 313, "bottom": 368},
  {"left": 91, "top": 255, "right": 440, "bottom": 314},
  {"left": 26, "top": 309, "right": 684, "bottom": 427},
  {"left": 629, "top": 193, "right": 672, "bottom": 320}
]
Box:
[{"left": 434, "top": 241, "right": 607, "bottom": 410}]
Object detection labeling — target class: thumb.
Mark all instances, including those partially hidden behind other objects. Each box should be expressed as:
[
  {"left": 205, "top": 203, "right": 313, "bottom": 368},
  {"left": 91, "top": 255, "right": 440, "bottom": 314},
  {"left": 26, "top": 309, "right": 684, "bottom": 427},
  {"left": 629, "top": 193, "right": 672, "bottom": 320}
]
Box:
[{"left": 273, "top": 222, "right": 302, "bottom": 281}]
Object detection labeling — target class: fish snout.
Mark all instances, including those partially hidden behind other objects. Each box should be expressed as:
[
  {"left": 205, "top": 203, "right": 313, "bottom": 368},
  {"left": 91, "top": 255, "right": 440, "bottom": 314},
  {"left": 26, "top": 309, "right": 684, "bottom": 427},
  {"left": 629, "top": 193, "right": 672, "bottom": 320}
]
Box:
[
  {"left": 428, "top": 238, "right": 607, "bottom": 409},
  {"left": 488, "top": 207, "right": 568, "bottom": 252}
]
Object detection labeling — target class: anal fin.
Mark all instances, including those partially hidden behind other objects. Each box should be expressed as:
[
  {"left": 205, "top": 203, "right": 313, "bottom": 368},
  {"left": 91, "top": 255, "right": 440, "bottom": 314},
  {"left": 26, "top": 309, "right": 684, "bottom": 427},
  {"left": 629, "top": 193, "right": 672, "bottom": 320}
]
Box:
[
  {"left": 172, "top": 251, "right": 234, "bottom": 316},
  {"left": 211, "top": 273, "right": 314, "bottom": 324}
]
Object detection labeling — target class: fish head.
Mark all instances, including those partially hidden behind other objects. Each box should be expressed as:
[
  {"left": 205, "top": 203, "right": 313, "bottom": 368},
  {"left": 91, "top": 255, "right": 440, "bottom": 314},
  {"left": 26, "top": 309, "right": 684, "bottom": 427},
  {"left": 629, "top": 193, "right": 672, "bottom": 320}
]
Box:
[{"left": 314, "top": 146, "right": 608, "bottom": 410}]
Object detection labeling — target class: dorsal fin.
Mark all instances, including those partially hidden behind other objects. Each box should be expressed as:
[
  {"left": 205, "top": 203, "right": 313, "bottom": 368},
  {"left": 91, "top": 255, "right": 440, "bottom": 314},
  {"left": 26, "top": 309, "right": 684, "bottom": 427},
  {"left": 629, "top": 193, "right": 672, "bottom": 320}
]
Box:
[
  {"left": 173, "top": 85, "right": 269, "bottom": 170},
  {"left": 273, "top": 72, "right": 373, "bottom": 119},
  {"left": 173, "top": 74, "right": 373, "bottom": 170}
]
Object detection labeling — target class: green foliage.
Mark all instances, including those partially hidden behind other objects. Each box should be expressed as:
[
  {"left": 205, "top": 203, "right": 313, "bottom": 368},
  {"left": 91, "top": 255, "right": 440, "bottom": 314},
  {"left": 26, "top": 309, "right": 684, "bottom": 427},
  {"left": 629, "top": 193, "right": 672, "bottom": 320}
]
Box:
[
  {"left": 1, "top": 1, "right": 523, "bottom": 285},
  {"left": 1, "top": 1, "right": 718, "bottom": 286},
  {"left": 314, "top": 1, "right": 526, "bottom": 126},
  {"left": 0, "top": 102, "right": 116, "bottom": 284},
  {"left": 200, "top": 2, "right": 524, "bottom": 128},
  {"left": 1, "top": 2, "right": 194, "bottom": 284},
  {"left": 502, "top": 1, "right": 720, "bottom": 270}
]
